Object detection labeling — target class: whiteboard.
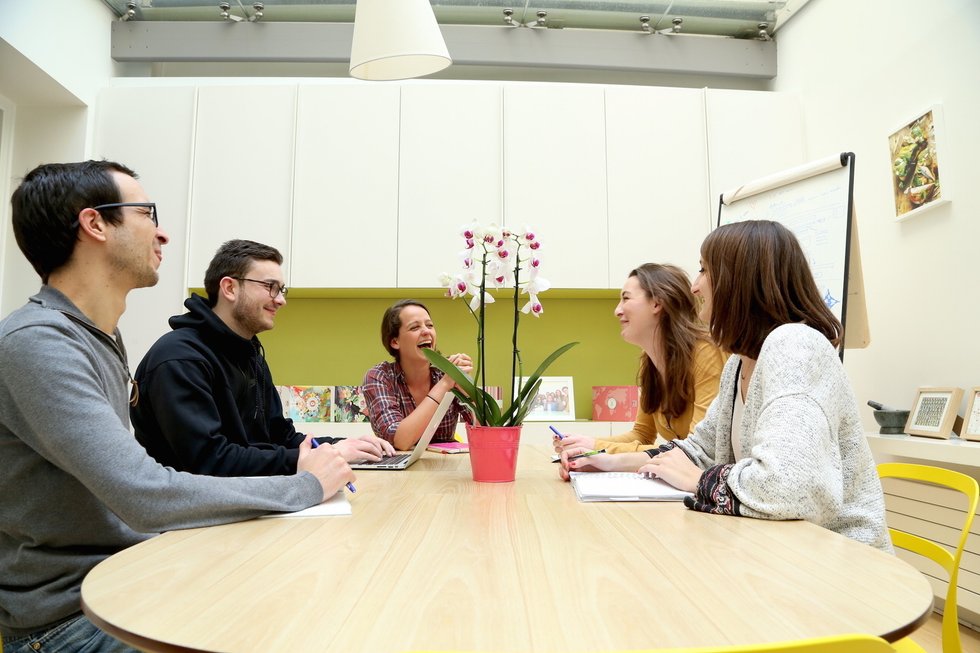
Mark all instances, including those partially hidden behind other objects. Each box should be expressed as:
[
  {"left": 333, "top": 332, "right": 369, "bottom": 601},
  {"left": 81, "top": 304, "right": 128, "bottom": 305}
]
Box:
[{"left": 717, "top": 152, "right": 868, "bottom": 352}]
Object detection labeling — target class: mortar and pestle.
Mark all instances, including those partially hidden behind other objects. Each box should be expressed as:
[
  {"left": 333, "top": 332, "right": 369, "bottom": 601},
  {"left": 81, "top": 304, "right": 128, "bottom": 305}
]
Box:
[{"left": 867, "top": 400, "right": 910, "bottom": 435}]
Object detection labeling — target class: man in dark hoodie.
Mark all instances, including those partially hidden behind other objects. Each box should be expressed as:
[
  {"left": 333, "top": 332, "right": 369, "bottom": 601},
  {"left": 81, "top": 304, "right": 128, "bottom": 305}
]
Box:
[{"left": 132, "top": 239, "right": 394, "bottom": 476}]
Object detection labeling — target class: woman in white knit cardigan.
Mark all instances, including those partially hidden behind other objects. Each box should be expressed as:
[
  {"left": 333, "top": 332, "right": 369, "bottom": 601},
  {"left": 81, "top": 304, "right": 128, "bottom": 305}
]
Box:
[{"left": 640, "top": 220, "right": 891, "bottom": 551}]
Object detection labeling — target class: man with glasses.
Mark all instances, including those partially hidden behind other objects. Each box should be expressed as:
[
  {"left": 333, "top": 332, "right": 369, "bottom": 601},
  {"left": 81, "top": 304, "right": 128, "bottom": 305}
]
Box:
[
  {"left": 0, "top": 162, "right": 353, "bottom": 652},
  {"left": 131, "top": 239, "right": 394, "bottom": 478}
]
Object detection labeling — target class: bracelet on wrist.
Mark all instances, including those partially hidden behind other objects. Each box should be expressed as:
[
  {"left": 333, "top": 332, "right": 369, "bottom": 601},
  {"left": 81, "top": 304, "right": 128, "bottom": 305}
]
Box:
[{"left": 426, "top": 394, "right": 440, "bottom": 405}]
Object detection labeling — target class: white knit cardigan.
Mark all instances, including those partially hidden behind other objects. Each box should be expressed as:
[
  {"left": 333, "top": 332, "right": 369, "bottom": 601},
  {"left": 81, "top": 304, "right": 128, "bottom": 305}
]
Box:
[{"left": 673, "top": 323, "right": 893, "bottom": 552}]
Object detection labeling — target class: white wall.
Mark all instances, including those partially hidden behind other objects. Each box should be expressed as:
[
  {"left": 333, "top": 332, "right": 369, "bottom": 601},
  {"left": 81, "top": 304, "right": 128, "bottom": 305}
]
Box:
[
  {"left": 0, "top": 0, "right": 121, "bottom": 106},
  {"left": 773, "top": 0, "right": 980, "bottom": 430}
]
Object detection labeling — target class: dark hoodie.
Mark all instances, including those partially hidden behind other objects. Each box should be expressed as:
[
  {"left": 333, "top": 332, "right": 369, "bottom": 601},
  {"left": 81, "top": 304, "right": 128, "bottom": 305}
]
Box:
[{"left": 132, "top": 294, "right": 336, "bottom": 476}]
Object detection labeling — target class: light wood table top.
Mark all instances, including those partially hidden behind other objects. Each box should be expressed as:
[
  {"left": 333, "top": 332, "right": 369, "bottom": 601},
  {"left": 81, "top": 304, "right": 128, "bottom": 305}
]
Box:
[{"left": 81, "top": 440, "right": 933, "bottom": 652}]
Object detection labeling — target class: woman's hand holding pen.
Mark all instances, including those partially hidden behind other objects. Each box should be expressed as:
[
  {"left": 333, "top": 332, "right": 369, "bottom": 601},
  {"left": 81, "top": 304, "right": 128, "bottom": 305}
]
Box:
[
  {"left": 557, "top": 447, "right": 616, "bottom": 481},
  {"left": 638, "top": 447, "right": 702, "bottom": 493},
  {"left": 553, "top": 433, "right": 596, "bottom": 454},
  {"left": 298, "top": 437, "right": 357, "bottom": 501}
]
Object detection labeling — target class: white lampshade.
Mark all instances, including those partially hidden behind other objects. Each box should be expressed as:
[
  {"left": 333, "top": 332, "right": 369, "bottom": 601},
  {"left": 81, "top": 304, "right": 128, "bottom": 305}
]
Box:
[{"left": 349, "top": 0, "right": 452, "bottom": 81}]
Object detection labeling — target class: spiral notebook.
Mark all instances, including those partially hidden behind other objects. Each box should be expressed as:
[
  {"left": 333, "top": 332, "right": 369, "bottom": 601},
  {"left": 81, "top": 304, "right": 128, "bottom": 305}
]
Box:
[{"left": 569, "top": 472, "right": 693, "bottom": 502}]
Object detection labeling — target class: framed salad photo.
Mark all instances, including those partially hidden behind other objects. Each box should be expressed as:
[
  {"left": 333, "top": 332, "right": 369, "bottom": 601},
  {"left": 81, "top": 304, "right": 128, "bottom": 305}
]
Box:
[
  {"left": 518, "top": 376, "right": 575, "bottom": 421},
  {"left": 888, "top": 104, "right": 950, "bottom": 221},
  {"left": 961, "top": 387, "right": 980, "bottom": 442},
  {"left": 905, "top": 386, "right": 963, "bottom": 439}
]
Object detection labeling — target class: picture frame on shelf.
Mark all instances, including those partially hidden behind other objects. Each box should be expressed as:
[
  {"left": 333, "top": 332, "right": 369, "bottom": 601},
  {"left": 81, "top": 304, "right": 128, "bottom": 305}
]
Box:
[
  {"left": 518, "top": 376, "right": 575, "bottom": 422},
  {"left": 905, "top": 386, "right": 963, "bottom": 439},
  {"left": 888, "top": 104, "right": 950, "bottom": 221},
  {"left": 961, "top": 387, "right": 980, "bottom": 442}
]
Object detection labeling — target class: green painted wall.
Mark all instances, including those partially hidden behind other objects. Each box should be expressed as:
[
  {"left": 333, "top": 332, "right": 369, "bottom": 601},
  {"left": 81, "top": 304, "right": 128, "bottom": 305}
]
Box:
[{"left": 257, "top": 293, "right": 641, "bottom": 420}]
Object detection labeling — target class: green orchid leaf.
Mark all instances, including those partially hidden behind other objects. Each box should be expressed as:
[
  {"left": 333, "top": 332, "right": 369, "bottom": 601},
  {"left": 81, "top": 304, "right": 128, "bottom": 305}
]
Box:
[{"left": 499, "top": 341, "right": 578, "bottom": 425}]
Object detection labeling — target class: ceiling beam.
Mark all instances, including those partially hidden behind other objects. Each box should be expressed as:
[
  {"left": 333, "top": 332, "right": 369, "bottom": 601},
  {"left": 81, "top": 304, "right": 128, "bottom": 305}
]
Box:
[{"left": 110, "top": 22, "right": 775, "bottom": 78}]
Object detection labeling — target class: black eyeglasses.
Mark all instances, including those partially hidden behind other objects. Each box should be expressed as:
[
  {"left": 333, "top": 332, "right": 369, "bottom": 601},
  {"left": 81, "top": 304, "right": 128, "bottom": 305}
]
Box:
[
  {"left": 233, "top": 277, "right": 288, "bottom": 298},
  {"left": 92, "top": 202, "right": 159, "bottom": 227}
]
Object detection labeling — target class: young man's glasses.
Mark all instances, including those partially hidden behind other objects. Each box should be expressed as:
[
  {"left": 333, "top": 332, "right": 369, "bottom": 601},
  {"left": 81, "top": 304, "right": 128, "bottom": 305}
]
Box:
[
  {"left": 91, "top": 202, "right": 159, "bottom": 227},
  {"left": 234, "top": 278, "right": 289, "bottom": 298}
]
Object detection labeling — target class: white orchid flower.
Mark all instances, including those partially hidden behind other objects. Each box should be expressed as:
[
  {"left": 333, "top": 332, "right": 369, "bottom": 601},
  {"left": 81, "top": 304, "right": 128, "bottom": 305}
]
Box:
[{"left": 521, "top": 295, "right": 544, "bottom": 317}]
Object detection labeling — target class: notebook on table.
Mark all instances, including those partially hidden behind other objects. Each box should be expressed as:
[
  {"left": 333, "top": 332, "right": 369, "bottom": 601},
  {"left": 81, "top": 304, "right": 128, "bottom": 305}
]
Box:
[
  {"left": 569, "top": 472, "right": 693, "bottom": 502},
  {"left": 350, "top": 393, "right": 454, "bottom": 470}
]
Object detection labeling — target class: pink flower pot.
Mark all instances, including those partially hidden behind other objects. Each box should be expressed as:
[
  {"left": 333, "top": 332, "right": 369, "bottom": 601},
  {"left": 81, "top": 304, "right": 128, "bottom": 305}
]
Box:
[{"left": 466, "top": 424, "right": 522, "bottom": 482}]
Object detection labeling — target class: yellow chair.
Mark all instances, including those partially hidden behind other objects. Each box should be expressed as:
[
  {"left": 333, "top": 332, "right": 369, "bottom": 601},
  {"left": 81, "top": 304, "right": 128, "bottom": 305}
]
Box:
[
  {"left": 406, "top": 633, "right": 897, "bottom": 652},
  {"left": 878, "top": 462, "right": 979, "bottom": 653}
]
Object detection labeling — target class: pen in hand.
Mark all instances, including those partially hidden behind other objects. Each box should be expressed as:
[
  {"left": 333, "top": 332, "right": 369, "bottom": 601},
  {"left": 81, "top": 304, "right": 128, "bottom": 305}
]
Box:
[
  {"left": 310, "top": 438, "right": 357, "bottom": 493},
  {"left": 549, "top": 425, "right": 566, "bottom": 440},
  {"left": 567, "top": 449, "right": 606, "bottom": 462}
]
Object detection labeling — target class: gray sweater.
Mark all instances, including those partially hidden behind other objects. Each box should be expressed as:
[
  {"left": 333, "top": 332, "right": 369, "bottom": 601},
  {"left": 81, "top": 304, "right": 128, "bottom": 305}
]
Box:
[
  {"left": 0, "top": 287, "right": 323, "bottom": 637},
  {"left": 673, "top": 324, "right": 892, "bottom": 551}
]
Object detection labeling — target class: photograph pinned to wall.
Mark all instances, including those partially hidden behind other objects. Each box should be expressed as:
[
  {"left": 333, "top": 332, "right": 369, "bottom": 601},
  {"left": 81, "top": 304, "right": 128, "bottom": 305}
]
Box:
[
  {"left": 905, "top": 386, "right": 963, "bottom": 439},
  {"left": 332, "top": 385, "right": 370, "bottom": 423},
  {"left": 888, "top": 104, "right": 950, "bottom": 221},
  {"left": 961, "top": 387, "right": 980, "bottom": 442},
  {"left": 518, "top": 376, "right": 575, "bottom": 422},
  {"left": 287, "top": 385, "right": 333, "bottom": 423}
]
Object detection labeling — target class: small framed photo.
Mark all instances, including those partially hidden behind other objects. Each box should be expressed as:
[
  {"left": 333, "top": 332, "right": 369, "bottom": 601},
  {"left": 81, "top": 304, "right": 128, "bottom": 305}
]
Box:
[
  {"left": 517, "top": 376, "right": 575, "bottom": 421},
  {"left": 961, "top": 387, "right": 980, "bottom": 442},
  {"left": 905, "top": 386, "right": 963, "bottom": 439},
  {"left": 888, "top": 104, "right": 950, "bottom": 221}
]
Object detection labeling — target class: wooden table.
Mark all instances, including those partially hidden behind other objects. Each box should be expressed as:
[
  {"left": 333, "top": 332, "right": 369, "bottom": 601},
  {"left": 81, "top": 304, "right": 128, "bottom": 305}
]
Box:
[{"left": 81, "top": 440, "right": 933, "bottom": 652}]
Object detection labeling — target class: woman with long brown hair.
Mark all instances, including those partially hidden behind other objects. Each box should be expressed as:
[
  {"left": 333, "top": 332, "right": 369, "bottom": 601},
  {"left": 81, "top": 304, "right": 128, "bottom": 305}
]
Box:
[
  {"left": 640, "top": 220, "right": 890, "bottom": 550},
  {"left": 556, "top": 263, "right": 724, "bottom": 475}
]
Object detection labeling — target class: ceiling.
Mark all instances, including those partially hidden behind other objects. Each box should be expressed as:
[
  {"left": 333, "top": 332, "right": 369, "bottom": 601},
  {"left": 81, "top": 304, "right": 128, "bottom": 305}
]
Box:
[{"left": 99, "top": 1, "right": 809, "bottom": 40}]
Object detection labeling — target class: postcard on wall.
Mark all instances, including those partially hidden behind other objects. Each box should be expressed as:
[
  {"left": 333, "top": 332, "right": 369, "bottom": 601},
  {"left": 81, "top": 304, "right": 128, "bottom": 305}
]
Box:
[
  {"left": 287, "top": 385, "right": 333, "bottom": 423},
  {"left": 592, "top": 386, "right": 640, "bottom": 422},
  {"left": 888, "top": 105, "right": 950, "bottom": 221},
  {"left": 519, "top": 376, "right": 575, "bottom": 422},
  {"left": 275, "top": 385, "right": 293, "bottom": 418},
  {"left": 332, "top": 385, "right": 370, "bottom": 423}
]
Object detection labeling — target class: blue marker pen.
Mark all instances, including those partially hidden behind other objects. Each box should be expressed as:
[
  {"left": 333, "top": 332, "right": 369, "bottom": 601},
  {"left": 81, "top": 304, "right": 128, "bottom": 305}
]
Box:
[
  {"left": 549, "top": 425, "right": 566, "bottom": 440},
  {"left": 310, "top": 437, "right": 357, "bottom": 493}
]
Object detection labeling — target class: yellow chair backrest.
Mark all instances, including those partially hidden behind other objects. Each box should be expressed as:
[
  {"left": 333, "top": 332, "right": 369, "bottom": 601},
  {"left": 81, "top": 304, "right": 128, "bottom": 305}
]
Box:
[
  {"left": 405, "top": 632, "right": 897, "bottom": 652},
  {"left": 877, "top": 462, "right": 979, "bottom": 653}
]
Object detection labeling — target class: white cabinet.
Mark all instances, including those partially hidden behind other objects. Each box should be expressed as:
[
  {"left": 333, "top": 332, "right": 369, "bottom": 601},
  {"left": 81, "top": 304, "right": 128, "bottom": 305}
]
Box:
[
  {"left": 503, "top": 84, "right": 609, "bottom": 289},
  {"left": 187, "top": 86, "right": 297, "bottom": 286},
  {"left": 704, "top": 89, "right": 807, "bottom": 207},
  {"left": 291, "top": 85, "right": 400, "bottom": 288},
  {"left": 397, "top": 84, "right": 503, "bottom": 288},
  {"left": 606, "top": 86, "right": 711, "bottom": 285},
  {"left": 93, "top": 86, "right": 196, "bottom": 367}
]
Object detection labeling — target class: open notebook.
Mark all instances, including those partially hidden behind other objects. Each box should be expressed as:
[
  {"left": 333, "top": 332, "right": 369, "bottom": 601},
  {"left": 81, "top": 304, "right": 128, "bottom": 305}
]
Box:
[{"left": 570, "top": 472, "right": 693, "bottom": 502}]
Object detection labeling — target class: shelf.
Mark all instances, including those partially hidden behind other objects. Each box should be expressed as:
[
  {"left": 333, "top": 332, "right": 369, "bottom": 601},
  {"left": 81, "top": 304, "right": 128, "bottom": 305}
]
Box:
[{"left": 866, "top": 432, "right": 980, "bottom": 468}]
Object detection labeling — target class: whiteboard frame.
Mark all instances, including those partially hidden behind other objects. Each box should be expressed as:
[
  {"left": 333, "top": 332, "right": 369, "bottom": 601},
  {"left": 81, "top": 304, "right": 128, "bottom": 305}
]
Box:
[{"left": 716, "top": 152, "right": 857, "bottom": 360}]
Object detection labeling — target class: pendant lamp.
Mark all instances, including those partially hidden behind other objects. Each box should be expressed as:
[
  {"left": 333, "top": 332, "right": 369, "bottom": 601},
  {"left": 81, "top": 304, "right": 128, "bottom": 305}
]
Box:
[{"left": 349, "top": 0, "right": 452, "bottom": 81}]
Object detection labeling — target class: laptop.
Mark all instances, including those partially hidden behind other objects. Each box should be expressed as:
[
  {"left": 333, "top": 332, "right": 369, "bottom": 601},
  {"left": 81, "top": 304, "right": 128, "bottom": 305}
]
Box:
[{"left": 350, "top": 393, "right": 455, "bottom": 470}]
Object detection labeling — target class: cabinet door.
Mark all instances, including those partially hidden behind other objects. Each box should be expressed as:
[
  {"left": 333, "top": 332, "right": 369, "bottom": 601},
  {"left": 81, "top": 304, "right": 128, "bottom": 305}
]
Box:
[
  {"left": 503, "top": 84, "right": 608, "bottom": 289},
  {"left": 398, "top": 84, "right": 503, "bottom": 288},
  {"left": 704, "top": 89, "right": 806, "bottom": 210},
  {"left": 292, "top": 85, "right": 400, "bottom": 288},
  {"left": 606, "top": 86, "right": 710, "bottom": 285},
  {"left": 188, "top": 86, "right": 296, "bottom": 286},
  {"left": 93, "top": 86, "right": 196, "bottom": 366}
]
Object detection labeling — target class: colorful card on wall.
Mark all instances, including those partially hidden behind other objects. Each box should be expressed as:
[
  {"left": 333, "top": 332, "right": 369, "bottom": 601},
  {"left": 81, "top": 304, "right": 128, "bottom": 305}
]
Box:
[
  {"left": 275, "top": 385, "right": 293, "bottom": 418},
  {"left": 287, "top": 386, "right": 333, "bottom": 423},
  {"left": 332, "top": 385, "right": 370, "bottom": 423},
  {"left": 592, "top": 386, "right": 639, "bottom": 422}
]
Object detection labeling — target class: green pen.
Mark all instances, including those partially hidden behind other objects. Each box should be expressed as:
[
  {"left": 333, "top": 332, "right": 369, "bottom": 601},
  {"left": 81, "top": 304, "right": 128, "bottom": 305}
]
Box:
[{"left": 567, "top": 449, "right": 606, "bottom": 461}]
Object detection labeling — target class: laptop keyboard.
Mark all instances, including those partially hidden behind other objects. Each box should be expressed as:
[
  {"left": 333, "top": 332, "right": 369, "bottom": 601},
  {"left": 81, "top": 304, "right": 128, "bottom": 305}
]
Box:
[{"left": 360, "top": 453, "right": 410, "bottom": 467}]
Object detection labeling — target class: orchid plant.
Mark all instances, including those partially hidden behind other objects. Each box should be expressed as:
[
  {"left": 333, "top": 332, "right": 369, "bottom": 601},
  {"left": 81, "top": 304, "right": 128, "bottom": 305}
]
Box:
[{"left": 424, "top": 224, "right": 577, "bottom": 427}]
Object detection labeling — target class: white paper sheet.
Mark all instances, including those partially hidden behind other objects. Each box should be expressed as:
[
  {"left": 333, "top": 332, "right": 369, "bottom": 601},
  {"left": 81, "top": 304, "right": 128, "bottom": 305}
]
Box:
[{"left": 259, "top": 491, "right": 352, "bottom": 518}]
